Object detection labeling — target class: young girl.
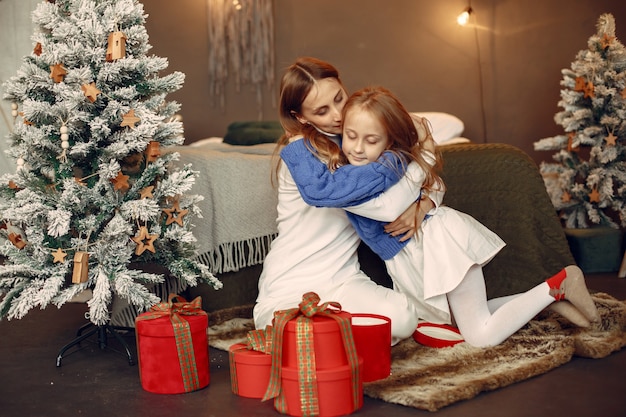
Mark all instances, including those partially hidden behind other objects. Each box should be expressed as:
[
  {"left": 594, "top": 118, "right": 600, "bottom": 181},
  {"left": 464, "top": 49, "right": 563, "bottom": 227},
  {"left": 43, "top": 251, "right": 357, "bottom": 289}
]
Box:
[
  {"left": 253, "top": 58, "right": 435, "bottom": 344},
  {"left": 280, "top": 86, "right": 599, "bottom": 347}
]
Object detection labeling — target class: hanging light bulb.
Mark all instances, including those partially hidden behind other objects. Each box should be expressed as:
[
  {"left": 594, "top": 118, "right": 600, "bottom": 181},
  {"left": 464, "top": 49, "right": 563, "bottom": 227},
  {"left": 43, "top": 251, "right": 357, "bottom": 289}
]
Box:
[{"left": 457, "top": 7, "right": 472, "bottom": 26}]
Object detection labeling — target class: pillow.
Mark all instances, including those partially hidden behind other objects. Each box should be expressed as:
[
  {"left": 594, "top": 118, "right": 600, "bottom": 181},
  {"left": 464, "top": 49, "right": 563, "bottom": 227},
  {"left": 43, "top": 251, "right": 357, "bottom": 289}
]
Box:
[
  {"left": 223, "top": 121, "right": 284, "bottom": 146},
  {"left": 411, "top": 112, "right": 466, "bottom": 144}
]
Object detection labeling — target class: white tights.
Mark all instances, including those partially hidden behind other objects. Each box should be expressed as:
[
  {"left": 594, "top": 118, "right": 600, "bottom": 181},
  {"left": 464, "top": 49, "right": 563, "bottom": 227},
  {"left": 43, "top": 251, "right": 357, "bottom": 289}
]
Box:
[{"left": 447, "top": 264, "right": 554, "bottom": 347}]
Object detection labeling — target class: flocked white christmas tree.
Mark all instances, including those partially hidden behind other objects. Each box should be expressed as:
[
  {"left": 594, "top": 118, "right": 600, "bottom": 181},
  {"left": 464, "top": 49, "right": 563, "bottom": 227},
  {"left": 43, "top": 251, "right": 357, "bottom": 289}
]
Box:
[
  {"left": 0, "top": 0, "right": 221, "bottom": 326},
  {"left": 534, "top": 13, "right": 626, "bottom": 229}
]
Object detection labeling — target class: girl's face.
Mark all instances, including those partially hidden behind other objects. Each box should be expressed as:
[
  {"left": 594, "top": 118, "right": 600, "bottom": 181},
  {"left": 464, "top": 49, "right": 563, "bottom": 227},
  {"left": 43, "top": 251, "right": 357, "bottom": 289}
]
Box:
[
  {"left": 342, "top": 107, "right": 390, "bottom": 166},
  {"left": 296, "top": 78, "right": 347, "bottom": 135}
]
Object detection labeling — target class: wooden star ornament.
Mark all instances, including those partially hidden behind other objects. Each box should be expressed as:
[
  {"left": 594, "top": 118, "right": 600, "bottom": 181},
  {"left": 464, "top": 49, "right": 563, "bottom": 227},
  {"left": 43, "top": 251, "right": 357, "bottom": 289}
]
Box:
[
  {"left": 605, "top": 132, "right": 617, "bottom": 146},
  {"left": 120, "top": 109, "right": 140, "bottom": 129},
  {"left": 163, "top": 199, "right": 189, "bottom": 227},
  {"left": 50, "top": 64, "right": 67, "bottom": 83},
  {"left": 132, "top": 226, "right": 158, "bottom": 255},
  {"left": 561, "top": 191, "right": 571, "bottom": 203},
  {"left": 110, "top": 171, "right": 130, "bottom": 192},
  {"left": 622, "top": 87, "right": 626, "bottom": 100},
  {"left": 52, "top": 248, "right": 68, "bottom": 263},
  {"left": 34, "top": 42, "right": 42, "bottom": 56},
  {"left": 139, "top": 185, "right": 154, "bottom": 200},
  {"left": 81, "top": 82, "right": 101, "bottom": 103},
  {"left": 601, "top": 33, "right": 615, "bottom": 49},
  {"left": 583, "top": 81, "right": 595, "bottom": 99},
  {"left": 588, "top": 188, "right": 600, "bottom": 203}
]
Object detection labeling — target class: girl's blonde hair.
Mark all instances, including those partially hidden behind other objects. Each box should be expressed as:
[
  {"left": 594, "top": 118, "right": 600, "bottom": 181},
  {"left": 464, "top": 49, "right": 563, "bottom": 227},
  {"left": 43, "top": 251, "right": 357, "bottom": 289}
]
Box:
[{"left": 342, "top": 86, "right": 443, "bottom": 193}]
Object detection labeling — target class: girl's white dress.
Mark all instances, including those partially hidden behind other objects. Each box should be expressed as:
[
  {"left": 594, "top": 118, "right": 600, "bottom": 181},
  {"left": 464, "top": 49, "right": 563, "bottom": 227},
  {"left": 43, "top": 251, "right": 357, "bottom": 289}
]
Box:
[{"left": 385, "top": 205, "right": 505, "bottom": 324}]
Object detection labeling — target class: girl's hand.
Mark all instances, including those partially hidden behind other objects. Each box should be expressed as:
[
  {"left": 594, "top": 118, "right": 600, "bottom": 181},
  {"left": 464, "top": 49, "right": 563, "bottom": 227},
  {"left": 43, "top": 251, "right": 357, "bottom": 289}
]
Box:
[
  {"left": 384, "top": 201, "right": 418, "bottom": 242},
  {"left": 384, "top": 196, "right": 435, "bottom": 242},
  {"left": 415, "top": 195, "right": 434, "bottom": 226}
]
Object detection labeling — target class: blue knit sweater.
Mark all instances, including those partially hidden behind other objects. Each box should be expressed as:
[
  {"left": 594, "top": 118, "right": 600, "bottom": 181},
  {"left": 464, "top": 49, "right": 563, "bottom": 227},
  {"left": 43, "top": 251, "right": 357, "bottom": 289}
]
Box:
[{"left": 280, "top": 139, "right": 412, "bottom": 260}]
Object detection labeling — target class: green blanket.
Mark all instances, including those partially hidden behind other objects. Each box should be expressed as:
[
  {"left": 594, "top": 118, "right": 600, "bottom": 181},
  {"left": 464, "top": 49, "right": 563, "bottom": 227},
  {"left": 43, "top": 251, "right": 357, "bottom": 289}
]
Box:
[{"left": 439, "top": 143, "right": 574, "bottom": 297}]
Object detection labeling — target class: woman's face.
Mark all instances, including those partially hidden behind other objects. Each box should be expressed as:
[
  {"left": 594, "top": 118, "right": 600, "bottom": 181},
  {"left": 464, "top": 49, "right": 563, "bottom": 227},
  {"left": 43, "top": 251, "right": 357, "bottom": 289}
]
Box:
[
  {"left": 342, "top": 107, "right": 390, "bottom": 166},
  {"left": 296, "top": 78, "right": 347, "bottom": 135}
]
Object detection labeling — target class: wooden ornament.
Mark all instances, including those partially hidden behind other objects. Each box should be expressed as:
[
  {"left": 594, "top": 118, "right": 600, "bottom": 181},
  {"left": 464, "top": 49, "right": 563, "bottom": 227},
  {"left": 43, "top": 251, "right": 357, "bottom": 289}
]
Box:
[
  {"left": 573, "top": 76, "right": 586, "bottom": 92},
  {"left": 110, "top": 171, "right": 130, "bottom": 192},
  {"left": 567, "top": 132, "right": 579, "bottom": 152},
  {"left": 588, "top": 188, "right": 600, "bottom": 203},
  {"left": 163, "top": 199, "right": 189, "bottom": 227},
  {"left": 601, "top": 33, "right": 615, "bottom": 49},
  {"left": 52, "top": 248, "right": 68, "bottom": 263},
  {"left": 8, "top": 233, "right": 26, "bottom": 250},
  {"left": 145, "top": 141, "right": 161, "bottom": 163},
  {"left": 583, "top": 81, "right": 595, "bottom": 99},
  {"left": 49, "top": 63, "right": 67, "bottom": 83},
  {"left": 621, "top": 87, "right": 626, "bottom": 100},
  {"left": 561, "top": 191, "right": 571, "bottom": 203},
  {"left": 106, "top": 31, "right": 127, "bottom": 62},
  {"left": 34, "top": 42, "right": 42, "bottom": 56},
  {"left": 140, "top": 185, "right": 154, "bottom": 199},
  {"left": 132, "top": 226, "right": 157, "bottom": 255},
  {"left": 120, "top": 109, "right": 140, "bottom": 129},
  {"left": 81, "top": 82, "right": 101, "bottom": 103},
  {"left": 72, "top": 251, "right": 89, "bottom": 283},
  {"left": 605, "top": 132, "right": 617, "bottom": 146}
]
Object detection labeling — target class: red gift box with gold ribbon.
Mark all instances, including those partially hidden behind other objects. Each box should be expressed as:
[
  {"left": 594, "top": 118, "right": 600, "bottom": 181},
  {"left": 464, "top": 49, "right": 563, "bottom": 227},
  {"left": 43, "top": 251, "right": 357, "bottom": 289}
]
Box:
[
  {"left": 229, "top": 326, "right": 274, "bottom": 399},
  {"left": 263, "top": 292, "right": 363, "bottom": 417},
  {"left": 135, "top": 294, "right": 209, "bottom": 394}
]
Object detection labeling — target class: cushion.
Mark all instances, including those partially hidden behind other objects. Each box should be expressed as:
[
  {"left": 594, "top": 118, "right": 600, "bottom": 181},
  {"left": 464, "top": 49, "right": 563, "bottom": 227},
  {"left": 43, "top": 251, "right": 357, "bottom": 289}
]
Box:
[{"left": 223, "top": 121, "right": 283, "bottom": 146}]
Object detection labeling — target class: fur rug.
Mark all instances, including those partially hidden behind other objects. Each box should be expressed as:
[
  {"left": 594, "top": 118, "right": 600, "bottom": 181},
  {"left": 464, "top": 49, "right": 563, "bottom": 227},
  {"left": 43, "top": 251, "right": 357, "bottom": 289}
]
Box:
[{"left": 207, "top": 293, "right": 626, "bottom": 411}]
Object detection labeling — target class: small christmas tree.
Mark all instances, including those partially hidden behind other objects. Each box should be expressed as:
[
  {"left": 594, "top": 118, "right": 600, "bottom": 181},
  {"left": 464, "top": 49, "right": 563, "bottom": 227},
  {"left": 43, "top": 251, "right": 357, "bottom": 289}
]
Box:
[
  {"left": 0, "top": 0, "right": 221, "bottom": 326},
  {"left": 534, "top": 13, "right": 626, "bottom": 229}
]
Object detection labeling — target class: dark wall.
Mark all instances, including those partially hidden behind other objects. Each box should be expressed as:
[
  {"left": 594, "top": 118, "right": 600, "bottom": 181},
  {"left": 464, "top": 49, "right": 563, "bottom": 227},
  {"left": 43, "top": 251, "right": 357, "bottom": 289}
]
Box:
[{"left": 143, "top": 0, "right": 626, "bottom": 164}]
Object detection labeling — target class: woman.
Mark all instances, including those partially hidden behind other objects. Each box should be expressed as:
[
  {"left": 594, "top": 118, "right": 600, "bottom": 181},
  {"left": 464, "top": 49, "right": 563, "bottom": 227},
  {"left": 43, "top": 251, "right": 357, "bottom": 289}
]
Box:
[{"left": 253, "top": 57, "right": 431, "bottom": 343}]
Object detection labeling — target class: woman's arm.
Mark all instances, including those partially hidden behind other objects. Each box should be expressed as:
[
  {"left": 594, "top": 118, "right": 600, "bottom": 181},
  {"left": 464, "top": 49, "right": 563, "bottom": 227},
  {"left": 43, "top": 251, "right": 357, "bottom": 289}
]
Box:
[{"left": 280, "top": 138, "right": 407, "bottom": 207}]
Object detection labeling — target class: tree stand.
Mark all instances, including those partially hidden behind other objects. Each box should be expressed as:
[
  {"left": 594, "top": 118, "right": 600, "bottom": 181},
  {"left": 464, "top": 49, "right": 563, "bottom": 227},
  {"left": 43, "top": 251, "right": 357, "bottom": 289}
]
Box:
[{"left": 56, "top": 320, "right": 136, "bottom": 367}]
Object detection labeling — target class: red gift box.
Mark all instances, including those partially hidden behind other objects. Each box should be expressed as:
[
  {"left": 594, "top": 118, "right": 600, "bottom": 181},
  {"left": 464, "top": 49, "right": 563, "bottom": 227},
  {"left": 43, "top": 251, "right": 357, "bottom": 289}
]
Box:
[
  {"left": 264, "top": 292, "right": 362, "bottom": 417},
  {"left": 229, "top": 342, "right": 272, "bottom": 398},
  {"left": 135, "top": 294, "right": 209, "bottom": 394},
  {"left": 281, "top": 359, "right": 364, "bottom": 417},
  {"left": 351, "top": 313, "right": 391, "bottom": 382}
]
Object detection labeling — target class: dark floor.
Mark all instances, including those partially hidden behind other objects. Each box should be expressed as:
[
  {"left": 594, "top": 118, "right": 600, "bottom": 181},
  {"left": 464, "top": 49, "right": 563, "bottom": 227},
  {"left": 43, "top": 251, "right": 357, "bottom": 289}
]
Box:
[{"left": 1, "top": 272, "right": 625, "bottom": 417}]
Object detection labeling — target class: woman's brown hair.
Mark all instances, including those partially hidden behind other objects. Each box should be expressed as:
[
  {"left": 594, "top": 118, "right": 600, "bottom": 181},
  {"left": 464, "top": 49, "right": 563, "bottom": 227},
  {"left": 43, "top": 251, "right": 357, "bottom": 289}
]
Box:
[{"left": 272, "top": 57, "right": 346, "bottom": 183}]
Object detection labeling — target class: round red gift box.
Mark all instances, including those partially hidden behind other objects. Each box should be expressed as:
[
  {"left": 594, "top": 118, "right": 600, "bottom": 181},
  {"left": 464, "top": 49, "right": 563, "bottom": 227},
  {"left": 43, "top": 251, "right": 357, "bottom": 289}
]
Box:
[
  {"left": 135, "top": 313, "right": 210, "bottom": 394},
  {"left": 351, "top": 313, "right": 391, "bottom": 382},
  {"left": 282, "top": 311, "right": 352, "bottom": 369},
  {"left": 228, "top": 342, "right": 272, "bottom": 398},
  {"left": 412, "top": 322, "right": 464, "bottom": 348},
  {"left": 280, "top": 357, "right": 363, "bottom": 417}
]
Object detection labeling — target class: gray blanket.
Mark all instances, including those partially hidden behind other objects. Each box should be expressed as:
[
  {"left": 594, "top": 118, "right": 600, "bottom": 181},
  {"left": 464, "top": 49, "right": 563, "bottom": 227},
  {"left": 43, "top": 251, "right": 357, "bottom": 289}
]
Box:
[{"left": 172, "top": 142, "right": 278, "bottom": 273}]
